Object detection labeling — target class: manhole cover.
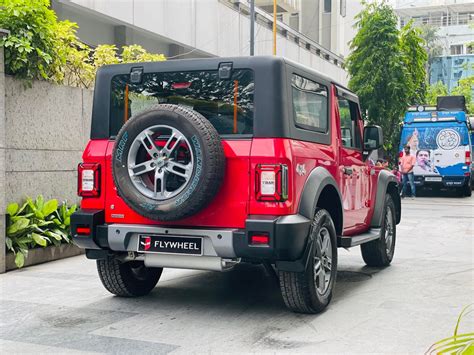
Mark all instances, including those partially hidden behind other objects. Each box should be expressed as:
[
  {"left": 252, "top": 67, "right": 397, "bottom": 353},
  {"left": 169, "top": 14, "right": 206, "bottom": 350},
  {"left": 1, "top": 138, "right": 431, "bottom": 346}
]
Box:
[{"left": 337, "top": 271, "right": 372, "bottom": 282}]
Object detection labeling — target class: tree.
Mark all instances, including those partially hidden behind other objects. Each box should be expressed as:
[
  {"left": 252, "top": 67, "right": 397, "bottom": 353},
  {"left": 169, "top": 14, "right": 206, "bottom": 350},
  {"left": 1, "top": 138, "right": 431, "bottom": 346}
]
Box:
[
  {"left": 451, "top": 75, "right": 474, "bottom": 114},
  {"left": 400, "top": 22, "right": 428, "bottom": 104},
  {"left": 426, "top": 81, "right": 448, "bottom": 105},
  {"left": 346, "top": 1, "right": 427, "bottom": 159},
  {"left": 419, "top": 25, "right": 443, "bottom": 64}
]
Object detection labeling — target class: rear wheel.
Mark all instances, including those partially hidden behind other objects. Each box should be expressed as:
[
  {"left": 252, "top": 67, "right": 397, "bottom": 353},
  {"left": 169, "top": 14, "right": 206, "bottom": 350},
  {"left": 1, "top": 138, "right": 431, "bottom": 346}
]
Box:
[
  {"left": 278, "top": 209, "right": 338, "bottom": 314},
  {"left": 462, "top": 181, "right": 472, "bottom": 197},
  {"left": 97, "top": 258, "right": 163, "bottom": 297},
  {"left": 361, "top": 194, "right": 396, "bottom": 267}
]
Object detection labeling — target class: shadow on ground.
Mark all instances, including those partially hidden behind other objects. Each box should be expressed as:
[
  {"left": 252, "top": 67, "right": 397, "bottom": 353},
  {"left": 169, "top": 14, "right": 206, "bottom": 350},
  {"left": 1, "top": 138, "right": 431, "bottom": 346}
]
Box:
[{"left": 89, "top": 263, "right": 387, "bottom": 316}]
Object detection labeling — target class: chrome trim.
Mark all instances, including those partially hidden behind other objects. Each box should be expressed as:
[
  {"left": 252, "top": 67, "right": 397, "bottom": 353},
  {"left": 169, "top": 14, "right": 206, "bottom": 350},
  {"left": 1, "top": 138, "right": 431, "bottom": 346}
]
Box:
[
  {"left": 144, "top": 254, "right": 240, "bottom": 272},
  {"left": 107, "top": 224, "right": 237, "bottom": 258}
]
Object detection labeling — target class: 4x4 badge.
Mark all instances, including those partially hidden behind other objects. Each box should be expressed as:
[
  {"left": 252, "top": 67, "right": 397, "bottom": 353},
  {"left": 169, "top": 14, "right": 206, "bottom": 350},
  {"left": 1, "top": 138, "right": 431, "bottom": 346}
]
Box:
[{"left": 296, "top": 164, "right": 306, "bottom": 176}]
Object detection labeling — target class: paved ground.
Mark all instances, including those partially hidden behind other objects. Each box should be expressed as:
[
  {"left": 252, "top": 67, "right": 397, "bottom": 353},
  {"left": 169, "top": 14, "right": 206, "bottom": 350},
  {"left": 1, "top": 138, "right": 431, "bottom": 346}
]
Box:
[{"left": 1, "top": 195, "right": 473, "bottom": 354}]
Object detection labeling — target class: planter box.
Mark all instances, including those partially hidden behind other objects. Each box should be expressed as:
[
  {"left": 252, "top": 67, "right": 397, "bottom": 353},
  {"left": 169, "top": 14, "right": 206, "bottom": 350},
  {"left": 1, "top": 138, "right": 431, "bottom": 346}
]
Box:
[{"left": 6, "top": 243, "right": 84, "bottom": 271}]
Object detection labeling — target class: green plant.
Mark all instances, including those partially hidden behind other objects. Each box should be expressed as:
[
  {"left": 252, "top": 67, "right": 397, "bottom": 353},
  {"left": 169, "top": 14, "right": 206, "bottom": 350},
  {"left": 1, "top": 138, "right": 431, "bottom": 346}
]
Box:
[
  {"left": 5, "top": 195, "right": 77, "bottom": 268},
  {"left": 426, "top": 81, "right": 449, "bottom": 105},
  {"left": 0, "top": 0, "right": 65, "bottom": 83},
  {"left": 346, "top": 1, "right": 428, "bottom": 160},
  {"left": 451, "top": 75, "right": 474, "bottom": 114},
  {"left": 0, "top": 0, "right": 166, "bottom": 88},
  {"left": 426, "top": 304, "right": 474, "bottom": 354}
]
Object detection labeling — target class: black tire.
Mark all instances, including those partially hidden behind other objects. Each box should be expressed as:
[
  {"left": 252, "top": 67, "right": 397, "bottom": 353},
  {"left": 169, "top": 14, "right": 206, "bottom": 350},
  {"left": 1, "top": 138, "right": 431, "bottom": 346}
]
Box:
[
  {"left": 113, "top": 104, "right": 225, "bottom": 221},
  {"left": 462, "top": 181, "right": 472, "bottom": 197},
  {"left": 97, "top": 258, "right": 162, "bottom": 297},
  {"left": 361, "top": 194, "right": 396, "bottom": 267},
  {"left": 278, "top": 209, "right": 338, "bottom": 314}
]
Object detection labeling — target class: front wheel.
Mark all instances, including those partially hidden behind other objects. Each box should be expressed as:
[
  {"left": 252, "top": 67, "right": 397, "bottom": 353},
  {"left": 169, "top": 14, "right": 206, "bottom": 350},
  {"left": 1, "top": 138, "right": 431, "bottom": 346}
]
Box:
[
  {"left": 97, "top": 258, "right": 163, "bottom": 297},
  {"left": 361, "top": 194, "right": 396, "bottom": 267},
  {"left": 278, "top": 209, "right": 338, "bottom": 314}
]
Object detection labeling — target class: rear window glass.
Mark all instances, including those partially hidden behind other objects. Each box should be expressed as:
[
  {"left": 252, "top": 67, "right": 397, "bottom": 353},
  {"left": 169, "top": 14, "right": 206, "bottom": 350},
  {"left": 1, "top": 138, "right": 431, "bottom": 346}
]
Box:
[
  {"left": 291, "top": 74, "right": 328, "bottom": 133},
  {"left": 110, "top": 69, "right": 254, "bottom": 137}
]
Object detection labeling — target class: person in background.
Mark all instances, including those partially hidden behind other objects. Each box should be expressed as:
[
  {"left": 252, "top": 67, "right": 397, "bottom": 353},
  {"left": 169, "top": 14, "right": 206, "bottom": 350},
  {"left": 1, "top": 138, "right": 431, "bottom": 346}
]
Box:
[{"left": 399, "top": 145, "right": 416, "bottom": 199}]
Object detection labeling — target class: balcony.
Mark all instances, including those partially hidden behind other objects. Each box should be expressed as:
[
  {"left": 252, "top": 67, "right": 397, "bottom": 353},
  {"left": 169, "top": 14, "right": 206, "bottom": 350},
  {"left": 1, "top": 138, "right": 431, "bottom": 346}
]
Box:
[{"left": 255, "top": 0, "right": 300, "bottom": 14}]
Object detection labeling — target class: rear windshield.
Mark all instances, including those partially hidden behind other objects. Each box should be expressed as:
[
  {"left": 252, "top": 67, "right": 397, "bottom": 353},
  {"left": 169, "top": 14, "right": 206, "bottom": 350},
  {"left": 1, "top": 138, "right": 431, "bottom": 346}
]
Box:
[{"left": 110, "top": 69, "right": 254, "bottom": 137}]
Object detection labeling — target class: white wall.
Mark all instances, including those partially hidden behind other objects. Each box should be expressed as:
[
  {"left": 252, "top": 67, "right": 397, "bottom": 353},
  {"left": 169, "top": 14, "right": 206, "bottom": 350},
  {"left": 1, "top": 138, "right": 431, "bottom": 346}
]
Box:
[{"left": 62, "top": 0, "right": 348, "bottom": 84}]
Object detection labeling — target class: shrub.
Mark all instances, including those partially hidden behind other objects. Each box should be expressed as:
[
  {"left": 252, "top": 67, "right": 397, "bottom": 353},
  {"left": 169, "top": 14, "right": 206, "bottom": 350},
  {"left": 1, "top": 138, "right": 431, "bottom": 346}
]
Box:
[
  {"left": 0, "top": 0, "right": 65, "bottom": 82},
  {"left": 5, "top": 195, "right": 77, "bottom": 268},
  {"left": 0, "top": 0, "right": 166, "bottom": 88}
]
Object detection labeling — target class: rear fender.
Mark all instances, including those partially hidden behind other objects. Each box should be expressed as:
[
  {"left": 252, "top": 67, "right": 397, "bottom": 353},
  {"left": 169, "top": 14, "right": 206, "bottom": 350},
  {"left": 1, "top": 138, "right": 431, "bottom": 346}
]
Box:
[
  {"left": 371, "top": 170, "right": 401, "bottom": 227},
  {"left": 298, "top": 166, "right": 343, "bottom": 234}
]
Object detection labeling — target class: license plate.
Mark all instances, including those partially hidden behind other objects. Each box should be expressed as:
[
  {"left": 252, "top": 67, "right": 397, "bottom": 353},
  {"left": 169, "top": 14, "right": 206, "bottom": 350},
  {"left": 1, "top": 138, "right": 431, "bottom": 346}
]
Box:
[
  {"left": 137, "top": 235, "right": 202, "bottom": 255},
  {"left": 425, "top": 177, "right": 442, "bottom": 182}
]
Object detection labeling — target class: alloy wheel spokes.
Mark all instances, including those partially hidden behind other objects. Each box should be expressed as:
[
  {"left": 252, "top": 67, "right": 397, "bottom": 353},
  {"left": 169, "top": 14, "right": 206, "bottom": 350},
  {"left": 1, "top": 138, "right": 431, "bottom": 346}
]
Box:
[
  {"left": 139, "top": 130, "right": 162, "bottom": 159},
  {"left": 385, "top": 209, "right": 394, "bottom": 255},
  {"left": 127, "top": 125, "right": 194, "bottom": 201},
  {"left": 130, "top": 160, "right": 156, "bottom": 176},
  {"left": 314, "top": 226, "right": 332, "bottom": 295}
]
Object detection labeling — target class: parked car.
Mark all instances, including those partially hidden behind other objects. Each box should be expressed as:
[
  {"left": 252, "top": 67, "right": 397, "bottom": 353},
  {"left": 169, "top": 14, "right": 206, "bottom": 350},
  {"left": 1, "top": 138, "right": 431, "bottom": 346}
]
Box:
[
  {"left": 71, "top": 56, "right": 401, "bottom": 314},
  {"left": 399, "top": 96, "right": 472, "bottom": 197}
]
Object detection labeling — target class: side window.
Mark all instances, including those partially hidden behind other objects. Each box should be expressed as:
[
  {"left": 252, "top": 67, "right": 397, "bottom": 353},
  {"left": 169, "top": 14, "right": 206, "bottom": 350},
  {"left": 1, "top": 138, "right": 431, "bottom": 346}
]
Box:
[
  {"left": 292, "top": 74, "right": 328, "bottom": 133},
  {"left": 338, "top": 97, "right": 362, "bottom": 149}
]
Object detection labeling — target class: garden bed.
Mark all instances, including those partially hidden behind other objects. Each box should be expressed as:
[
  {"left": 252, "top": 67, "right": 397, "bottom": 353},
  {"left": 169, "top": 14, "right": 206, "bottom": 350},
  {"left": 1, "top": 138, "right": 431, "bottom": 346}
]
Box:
[{"left": 6, "top": 244, "right": 84, "bottom": 271}]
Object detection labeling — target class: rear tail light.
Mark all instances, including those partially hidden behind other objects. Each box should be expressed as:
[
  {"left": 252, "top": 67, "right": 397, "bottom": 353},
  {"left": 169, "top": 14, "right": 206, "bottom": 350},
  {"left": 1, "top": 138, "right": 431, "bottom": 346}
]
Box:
[
  {"left": 76, "top": 227, "right": 91, "bottom": 235},
  {"left": 466, "top": 151, "right": 471, "bottom": 165},
  {"left": 78, "top": 163, "right": 101, "bottom": 197},
  {"left": 250, "top": 233, "right": 270, "bottom": 246},
  {"left": 255, "top": 164, "right": 288, "bottom": 201}
]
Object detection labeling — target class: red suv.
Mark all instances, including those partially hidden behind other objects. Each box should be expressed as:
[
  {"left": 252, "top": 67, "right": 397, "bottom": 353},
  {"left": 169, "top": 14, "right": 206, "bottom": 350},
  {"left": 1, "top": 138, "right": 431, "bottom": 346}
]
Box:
[{"left": 71, "top": 57, "right": 401, "bottom": 314}]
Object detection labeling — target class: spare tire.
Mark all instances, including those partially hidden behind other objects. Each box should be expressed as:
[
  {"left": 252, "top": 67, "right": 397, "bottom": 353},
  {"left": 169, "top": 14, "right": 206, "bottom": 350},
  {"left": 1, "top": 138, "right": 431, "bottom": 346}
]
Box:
[{"left": 112, "top": 104, "right": 225, "bottom": 221}]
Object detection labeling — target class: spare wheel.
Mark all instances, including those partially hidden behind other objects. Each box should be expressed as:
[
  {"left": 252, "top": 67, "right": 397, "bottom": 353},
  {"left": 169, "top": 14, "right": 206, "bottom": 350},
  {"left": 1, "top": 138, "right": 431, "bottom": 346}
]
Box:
[{"left": 112, "top": 104, "right": 225, "bottom": 221}]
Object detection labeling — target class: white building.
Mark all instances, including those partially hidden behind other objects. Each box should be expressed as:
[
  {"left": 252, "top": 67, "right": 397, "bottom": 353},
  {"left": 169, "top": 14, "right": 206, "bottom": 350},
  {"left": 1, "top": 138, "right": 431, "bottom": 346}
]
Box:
[
  {"left": 51, "top": 0, "right": 363, "bottom": 85},
  {"left": 394, "top": 0, "right": 474, "bottom": 55}
]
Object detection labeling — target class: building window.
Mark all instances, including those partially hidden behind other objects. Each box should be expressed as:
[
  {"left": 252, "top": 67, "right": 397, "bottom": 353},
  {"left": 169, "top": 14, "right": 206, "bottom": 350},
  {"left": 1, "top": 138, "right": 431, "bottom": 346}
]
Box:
[
  {"left": 450, "top": 45, "right": 463, "bottom": 55},
  {"left": 340, "top": 0, "right": 346, "bottom": 17},
  {"left": 467, "top": 44, "right": 473, "bottom": 54},
  {"left": 324, "top": 0, "right": 331, "bottom": 13}
]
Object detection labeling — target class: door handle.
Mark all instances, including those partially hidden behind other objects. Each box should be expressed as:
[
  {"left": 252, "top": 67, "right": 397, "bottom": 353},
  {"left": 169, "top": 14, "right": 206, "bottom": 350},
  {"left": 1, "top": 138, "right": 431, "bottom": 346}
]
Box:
[{"left": 343, "top": 167, "right": 353, "bottom": 175}]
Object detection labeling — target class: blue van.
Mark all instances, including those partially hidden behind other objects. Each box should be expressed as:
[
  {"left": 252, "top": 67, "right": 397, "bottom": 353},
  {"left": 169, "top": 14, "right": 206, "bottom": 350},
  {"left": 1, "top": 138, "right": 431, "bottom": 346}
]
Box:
[{"left": 399, "top": 97, "right": 472, "bottom": 197}]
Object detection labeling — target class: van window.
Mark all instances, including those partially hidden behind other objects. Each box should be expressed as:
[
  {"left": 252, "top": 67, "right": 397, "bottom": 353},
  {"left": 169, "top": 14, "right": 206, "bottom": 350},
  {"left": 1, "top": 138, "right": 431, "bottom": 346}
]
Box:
[
  {"left": 291, "top": 74, "right": 328, "bottom": 133},
  {"left": 110, "top": 69, "right": 254, "bottom": 137}
]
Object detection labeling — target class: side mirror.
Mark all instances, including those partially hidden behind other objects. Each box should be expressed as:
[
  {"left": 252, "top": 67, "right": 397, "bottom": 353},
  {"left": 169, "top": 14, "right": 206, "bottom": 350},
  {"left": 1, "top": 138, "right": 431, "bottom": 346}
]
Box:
[{"left": 363, "top": 125, "right": 383, "bottom": 151}]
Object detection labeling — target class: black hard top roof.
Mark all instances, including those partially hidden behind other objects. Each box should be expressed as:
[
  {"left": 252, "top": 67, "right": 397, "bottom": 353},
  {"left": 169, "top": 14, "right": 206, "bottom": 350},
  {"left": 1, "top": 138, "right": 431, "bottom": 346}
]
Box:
[{"left": 97, "top": 55, "right": 352, "bottom": 94}]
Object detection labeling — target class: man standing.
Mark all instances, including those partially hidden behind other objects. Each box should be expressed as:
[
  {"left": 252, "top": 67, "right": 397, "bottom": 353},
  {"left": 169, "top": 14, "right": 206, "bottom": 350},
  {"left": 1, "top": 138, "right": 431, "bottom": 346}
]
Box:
[{"left": 399, "top": 145, "right": 416, "bottom": 199}]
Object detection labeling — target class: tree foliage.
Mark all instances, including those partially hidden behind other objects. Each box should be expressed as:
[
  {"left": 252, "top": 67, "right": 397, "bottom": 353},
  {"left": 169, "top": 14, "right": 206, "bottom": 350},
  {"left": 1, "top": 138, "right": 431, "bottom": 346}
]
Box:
[
  {"left": 0, "top": 0, "right": 166, "bottom": 88},
  {"left": 451, "top": 75, "right": 474, "bottom": 114},
  {"left": 419, "top": 24, "right": 443, "bottom": 65},
  {"left": 426, "top": 81, "right": 448, "bottom": 105},
  {"left": 400, "top": 22, "right": 428, "bottom": 104},
  {"left": 346, "top": 1, "right": 427, "bottom": 158}
]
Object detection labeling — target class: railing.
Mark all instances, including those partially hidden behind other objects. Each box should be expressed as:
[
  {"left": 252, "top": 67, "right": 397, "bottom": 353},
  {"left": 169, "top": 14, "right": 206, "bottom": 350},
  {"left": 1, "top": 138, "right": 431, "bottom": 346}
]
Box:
[{"left": 221, "top": 0, "right": 345, "bottom": 67}]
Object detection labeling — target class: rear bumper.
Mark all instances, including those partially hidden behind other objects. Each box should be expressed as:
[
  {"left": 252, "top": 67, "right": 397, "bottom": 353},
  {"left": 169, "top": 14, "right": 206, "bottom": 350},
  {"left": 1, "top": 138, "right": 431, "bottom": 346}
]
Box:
[
  {"left": 414, "top": 175, "right": 470, "bottom": 187},
  {"left": 71, "top": 210, "right": 311, "bottom": 264}
]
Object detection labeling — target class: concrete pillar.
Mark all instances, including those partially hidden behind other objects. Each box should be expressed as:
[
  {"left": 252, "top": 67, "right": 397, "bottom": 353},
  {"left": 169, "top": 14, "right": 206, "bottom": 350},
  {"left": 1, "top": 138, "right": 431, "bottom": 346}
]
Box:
[
  {"left": 114, "top": 25, "right": 132, "bottom": 51},
  {"left": 0, "top": 29, "right": 10, "bottom": 274}
]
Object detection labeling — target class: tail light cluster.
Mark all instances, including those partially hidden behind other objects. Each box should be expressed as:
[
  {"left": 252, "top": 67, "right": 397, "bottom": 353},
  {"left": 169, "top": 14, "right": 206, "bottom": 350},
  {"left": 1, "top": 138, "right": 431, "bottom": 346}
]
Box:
[
  {"left": 466, "top": 151, "right": 471, "bottom": 166},
  {"left": 255, "top": 164, "right": 288, "bottom": 202},
  {"left": 78, "top": 163, "right": 101, "bottom": 197}
]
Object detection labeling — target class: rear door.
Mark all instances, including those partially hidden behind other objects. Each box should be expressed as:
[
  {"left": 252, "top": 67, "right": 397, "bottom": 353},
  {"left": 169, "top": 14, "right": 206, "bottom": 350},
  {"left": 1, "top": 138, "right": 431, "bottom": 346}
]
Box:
[
  {"left": 336, "top": 94, "right": 370, "bottom": 233},
  {"left": 104, "top": 68, "right": 255, "bottom": 228}
]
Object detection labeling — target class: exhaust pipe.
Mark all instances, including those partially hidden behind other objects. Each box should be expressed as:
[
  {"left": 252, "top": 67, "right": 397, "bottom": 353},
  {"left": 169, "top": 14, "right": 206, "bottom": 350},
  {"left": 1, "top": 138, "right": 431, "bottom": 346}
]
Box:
[{"left": 144, "top": 253, "right": 239, "bottom": 272}]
